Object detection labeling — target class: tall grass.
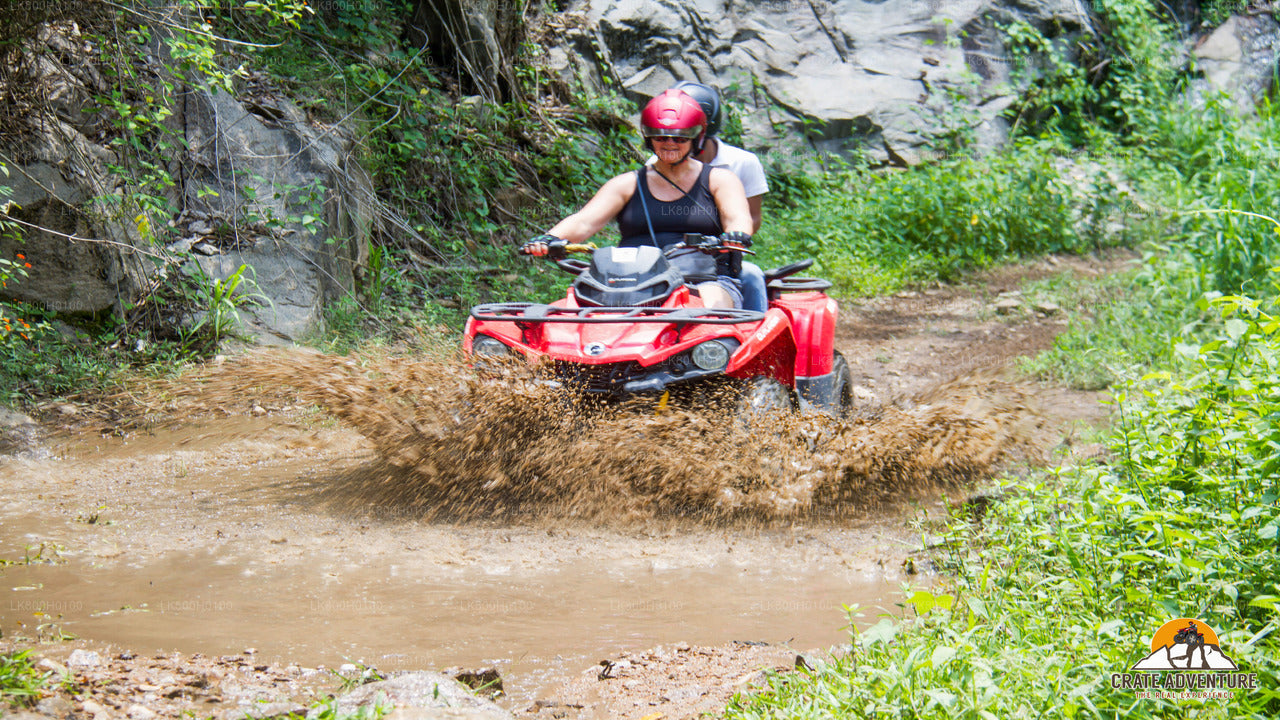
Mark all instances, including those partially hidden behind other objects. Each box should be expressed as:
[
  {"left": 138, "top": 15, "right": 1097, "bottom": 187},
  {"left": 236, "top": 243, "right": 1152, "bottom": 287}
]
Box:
[{"left": 761, "top": 140, "right": 1123, "bottom": 296}]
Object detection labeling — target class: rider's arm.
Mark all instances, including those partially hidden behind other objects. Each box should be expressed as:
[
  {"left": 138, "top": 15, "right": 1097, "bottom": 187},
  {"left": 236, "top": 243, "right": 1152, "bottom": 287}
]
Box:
[
  {"left": 546, "top": 173, "right": 635, "bottom": 243},
  {"left": 708, "top": 168, "right": 752, "bottom": 235},
  {"left": 747, "top": 196, "right": 763, "bottom": 234}
]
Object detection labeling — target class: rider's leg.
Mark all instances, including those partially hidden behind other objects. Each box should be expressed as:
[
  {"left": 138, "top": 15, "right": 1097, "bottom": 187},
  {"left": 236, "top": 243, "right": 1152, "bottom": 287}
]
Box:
[
  {"left": 740, "top": 261, "right": 767, "bottom": 312},
  {"left": 698, "top": 278, "right": 742, "bottom": 309}
]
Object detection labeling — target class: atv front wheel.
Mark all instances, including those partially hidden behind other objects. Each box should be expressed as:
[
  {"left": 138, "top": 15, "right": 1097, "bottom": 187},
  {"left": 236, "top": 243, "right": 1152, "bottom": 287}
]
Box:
[{"left": 734, "top": 376, "right": 795, "bottom": 429}]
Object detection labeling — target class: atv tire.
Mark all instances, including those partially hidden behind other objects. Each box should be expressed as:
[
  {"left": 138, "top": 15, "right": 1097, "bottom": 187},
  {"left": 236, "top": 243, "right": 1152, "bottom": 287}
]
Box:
[
  {"left": 831, "top": 350, "right": 853, "bottom": 417},
  {"left": 734, "top": 376, "right": 795, "bottom": 431}
]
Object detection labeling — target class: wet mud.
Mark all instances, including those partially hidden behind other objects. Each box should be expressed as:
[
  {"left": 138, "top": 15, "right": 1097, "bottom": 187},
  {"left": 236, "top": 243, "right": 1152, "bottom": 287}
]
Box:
[{"left": 173, "top": 349, "right": 1046, "bottom": 524}]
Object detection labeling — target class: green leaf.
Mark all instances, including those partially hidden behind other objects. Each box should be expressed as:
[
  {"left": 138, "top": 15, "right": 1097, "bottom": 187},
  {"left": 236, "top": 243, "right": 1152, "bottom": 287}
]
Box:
[
  {"left": 861, "top": 618, "right": 898, "bottom": 646},
  {"left": 1225, "top": 317, "right": 1248, "bottom": 341},
  {"left": 925, "top": 689, "right": 958, "bottom": 708},
  {"left": 909, "top": 590, "right": 936, "bottom": 615},
  {"left": 931, "top": 645, "right": 958, "bottom": 669}
]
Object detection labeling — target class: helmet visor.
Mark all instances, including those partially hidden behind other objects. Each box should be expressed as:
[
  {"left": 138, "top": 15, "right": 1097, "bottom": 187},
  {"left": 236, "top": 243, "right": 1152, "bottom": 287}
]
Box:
[{"left": 642, "top": 123, "right": 704, "bottom": 139}]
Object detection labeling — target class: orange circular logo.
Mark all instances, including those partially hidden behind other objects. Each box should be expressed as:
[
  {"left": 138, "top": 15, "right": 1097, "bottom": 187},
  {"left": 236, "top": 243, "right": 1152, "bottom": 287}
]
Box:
[{"left": 1151, "top": 618, "right": 1218, "bottom": 651}]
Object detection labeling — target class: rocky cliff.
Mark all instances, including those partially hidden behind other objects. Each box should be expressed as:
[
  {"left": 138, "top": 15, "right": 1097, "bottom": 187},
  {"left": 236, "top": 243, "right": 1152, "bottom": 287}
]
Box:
[
  {"left": 550, "top": 0, "right": 1098, "bottom": 164},
  {"left": 548, "top": 0, "right": 1278, "bottom": 164},
  {"left": 0, "top": 16, "right": 376, "bottom": 342}
]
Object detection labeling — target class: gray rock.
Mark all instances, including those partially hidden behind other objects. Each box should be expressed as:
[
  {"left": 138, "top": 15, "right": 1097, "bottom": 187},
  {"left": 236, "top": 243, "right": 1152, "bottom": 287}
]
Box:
[
  {"left": 1, "top": 20, "right": 377, "bottom": 342},
  {"left": 564, "top": 0, "right": 1096, "bottom": 163},
  {"left": 0, "top": 406, "right": 45, "bottom": 458},
  {"left": 67, "top": 649, "right": 104, "bottom": 668},
  {"left": 993, "top": 297, "right": 1023, "bottom": 313},
  {"left": 1190, "top": 13, "right": 1280, "bottom": 110},
  {"left": 220, "top": 701, "right": 306, "bottom": 720},
  {"left": 336, "top": 673, "right": 513, "bottom": 720}
]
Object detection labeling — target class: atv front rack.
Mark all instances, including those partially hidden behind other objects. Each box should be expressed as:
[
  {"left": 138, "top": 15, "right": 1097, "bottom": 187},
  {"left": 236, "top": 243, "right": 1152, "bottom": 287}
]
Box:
[{"left": 471, "top": 303, "right": 766, "bottom": 325}]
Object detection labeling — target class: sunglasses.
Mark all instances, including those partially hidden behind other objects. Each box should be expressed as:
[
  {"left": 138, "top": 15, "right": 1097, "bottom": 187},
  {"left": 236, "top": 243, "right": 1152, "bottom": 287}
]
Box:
[{"left": 652, "top": 136, "right": 692, "bottom": 145}]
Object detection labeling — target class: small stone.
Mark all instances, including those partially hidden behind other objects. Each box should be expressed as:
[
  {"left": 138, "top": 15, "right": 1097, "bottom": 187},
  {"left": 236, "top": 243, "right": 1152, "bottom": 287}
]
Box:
[
  {"left": 339, "top": 663, "right": 358, "bottom": 673},
  {"left": 1033, "top": 301, "right": 1061, "bottom": 315},
  {"left": 67, "top": 649, "right": 103, "bottom": 668},
  {"left": 81, "top": 699, "right": 110, "bottom": 719},
  {"left": 37, "top": 658, "right": 69, "bottom": 676},
  {"left": 57, "top": 404, "right": 79, "bottom": 416},
  {"left": 852, "top": 385, "right": 876, "bottom": 401},
  {"left": 36, "top": 695, "right": 75, "bottom": 717},
  {"left": 993, "top": 297, "right": 1023, "bottom": 314},
  {"left": 127, "top": 704, "right": 157, "bottom": 720},
  {"left": 250, "top": 405, "right": 267, "bottom": 416},
  {"left": 192, "top": 241, "right": 220, "bottom": 256},
  {"left": 188, "top": 220, "right": 212, "bottom": 235}
]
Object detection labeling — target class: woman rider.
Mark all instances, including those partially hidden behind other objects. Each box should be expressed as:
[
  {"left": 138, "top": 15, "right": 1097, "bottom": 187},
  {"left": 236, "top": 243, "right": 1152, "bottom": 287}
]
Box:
[{"left": 521, "top": 90, "right": 754, "bottom": 309}]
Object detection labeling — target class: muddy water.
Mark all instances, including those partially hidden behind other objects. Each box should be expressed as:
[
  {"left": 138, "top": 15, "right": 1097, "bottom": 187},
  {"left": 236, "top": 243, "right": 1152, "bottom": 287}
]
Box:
[
  {"left": 0, "top": 415, "right": 904, "bottom": 709},
  {"left": 1, "top": 349, "right": 1044, "bottom": 710}
]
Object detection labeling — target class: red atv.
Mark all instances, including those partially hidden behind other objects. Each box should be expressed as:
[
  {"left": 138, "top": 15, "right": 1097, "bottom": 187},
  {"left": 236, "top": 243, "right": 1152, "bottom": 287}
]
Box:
[{"left": 463, "top": 238, "right": 852, "bottom": 416}]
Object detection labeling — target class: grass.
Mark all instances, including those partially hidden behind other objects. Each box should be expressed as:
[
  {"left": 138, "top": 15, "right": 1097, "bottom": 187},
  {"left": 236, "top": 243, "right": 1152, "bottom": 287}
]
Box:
[
  {"left": 757, "top": 138, "right": 1128, "bottom": 298},
  {"left": 0, "top": 650, "right": 52, "bottom": 708},
  {"left": 722, "top": 293, "right": 1280, "bottom": 718}
]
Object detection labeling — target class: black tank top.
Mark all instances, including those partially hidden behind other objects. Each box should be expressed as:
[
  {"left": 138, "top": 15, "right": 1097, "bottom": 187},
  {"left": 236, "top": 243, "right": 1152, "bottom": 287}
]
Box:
[{"left": 617, "top": 164, "right": 723, "bottom": 249}]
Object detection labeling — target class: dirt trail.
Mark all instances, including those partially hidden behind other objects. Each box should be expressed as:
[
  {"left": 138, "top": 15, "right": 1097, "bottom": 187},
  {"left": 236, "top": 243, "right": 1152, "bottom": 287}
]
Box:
[{"left": 0, "top": 251, "right": 1134, "bottom": 719}]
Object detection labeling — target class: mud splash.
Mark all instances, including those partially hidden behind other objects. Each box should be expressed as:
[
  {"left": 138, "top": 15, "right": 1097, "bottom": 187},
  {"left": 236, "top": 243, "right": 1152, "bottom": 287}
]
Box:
[{"left": 165, "top": 349, "right": 1044, "bottom": 522}]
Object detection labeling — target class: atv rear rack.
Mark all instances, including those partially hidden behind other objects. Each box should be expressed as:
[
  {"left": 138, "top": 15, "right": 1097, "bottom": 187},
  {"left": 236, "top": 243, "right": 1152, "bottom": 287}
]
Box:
[{"left": 471, "top": 303, "right": 766, "bottom": 325}]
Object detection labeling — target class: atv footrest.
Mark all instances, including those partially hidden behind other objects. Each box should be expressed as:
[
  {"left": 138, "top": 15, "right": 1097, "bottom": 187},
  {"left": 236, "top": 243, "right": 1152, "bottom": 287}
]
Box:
[{"left": 470, "top": 303, "right": 766, "bottom": 325}]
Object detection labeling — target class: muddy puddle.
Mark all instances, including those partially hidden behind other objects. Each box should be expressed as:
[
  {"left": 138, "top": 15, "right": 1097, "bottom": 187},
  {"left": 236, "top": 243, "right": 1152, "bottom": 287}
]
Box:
[{"left": 1, "top": 348, "right": 1051, "bottom": 714}]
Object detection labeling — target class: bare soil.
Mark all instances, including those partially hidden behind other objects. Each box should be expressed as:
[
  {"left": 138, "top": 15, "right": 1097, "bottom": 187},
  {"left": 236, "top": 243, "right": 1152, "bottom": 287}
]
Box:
[{"left": 0, "top": 251, "right": 1136, "bottom": 720}]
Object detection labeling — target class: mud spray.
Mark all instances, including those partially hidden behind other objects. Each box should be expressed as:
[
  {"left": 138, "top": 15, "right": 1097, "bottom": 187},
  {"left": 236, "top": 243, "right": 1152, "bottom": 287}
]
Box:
[{"left": 165, "top": 349, "right": 1046, "bottom": 523}]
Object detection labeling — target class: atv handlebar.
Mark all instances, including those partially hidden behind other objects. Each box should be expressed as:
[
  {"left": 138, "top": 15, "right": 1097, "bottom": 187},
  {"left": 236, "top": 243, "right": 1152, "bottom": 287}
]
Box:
[
  {"left": 517, "top": 241, "right": 596, "bottom": 258},
  {"left": 678, "top": 233, "right": 756, "bottom": 256}
]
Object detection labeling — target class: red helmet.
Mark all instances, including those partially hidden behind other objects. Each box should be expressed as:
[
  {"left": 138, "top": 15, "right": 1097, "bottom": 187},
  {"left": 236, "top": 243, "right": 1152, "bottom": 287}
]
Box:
[{"left": 640, "top": 89, "right": 706, "bottom": 151}]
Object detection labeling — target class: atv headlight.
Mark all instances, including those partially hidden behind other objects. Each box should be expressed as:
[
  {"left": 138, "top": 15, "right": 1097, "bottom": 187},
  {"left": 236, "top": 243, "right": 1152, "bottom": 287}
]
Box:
[
  {"left": 472, "top": 335, "right": 512, "bottom": 357},
  {"left": 691, "top": 340, "right": 731, "bottom": 371}
]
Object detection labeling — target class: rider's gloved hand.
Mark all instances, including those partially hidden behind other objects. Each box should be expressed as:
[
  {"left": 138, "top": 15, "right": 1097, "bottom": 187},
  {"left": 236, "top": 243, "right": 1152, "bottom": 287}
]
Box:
[
  {"left": 519, "top": 233, "right": 567, "bottom": 259},
  {"left": 716, "top": 231, "right": 753, "bottom": 278}
]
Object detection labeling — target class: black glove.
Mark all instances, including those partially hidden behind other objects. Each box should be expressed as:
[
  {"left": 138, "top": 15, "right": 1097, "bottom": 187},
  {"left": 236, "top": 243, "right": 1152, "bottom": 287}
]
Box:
[
  {"left": 519, "top": 233, "right": 567, "bottom": 259},
  {"left": 716, "top": 231, "right": 752, "bottom": 278}
]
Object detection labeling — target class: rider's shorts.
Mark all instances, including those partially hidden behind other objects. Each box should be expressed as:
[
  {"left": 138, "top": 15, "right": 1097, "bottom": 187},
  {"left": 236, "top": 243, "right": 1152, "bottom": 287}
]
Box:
[{"left": 714, "top": 275, "right": 744, "bottom": 308}]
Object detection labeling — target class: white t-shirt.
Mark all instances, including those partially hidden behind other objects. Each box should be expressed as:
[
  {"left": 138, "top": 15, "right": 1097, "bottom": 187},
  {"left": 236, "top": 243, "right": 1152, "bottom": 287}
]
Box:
[
  {"left": 709, "top": 141, "right": 769, "bottom": 199},
  {"left": 647, "top": 140, "right": 770, "bottom": 198}
]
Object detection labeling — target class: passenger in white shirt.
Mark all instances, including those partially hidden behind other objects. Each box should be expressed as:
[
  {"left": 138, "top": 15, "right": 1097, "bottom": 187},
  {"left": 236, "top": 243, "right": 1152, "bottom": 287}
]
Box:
[{"left": 660, "top": 81, "right": 770, "bottom": 311}]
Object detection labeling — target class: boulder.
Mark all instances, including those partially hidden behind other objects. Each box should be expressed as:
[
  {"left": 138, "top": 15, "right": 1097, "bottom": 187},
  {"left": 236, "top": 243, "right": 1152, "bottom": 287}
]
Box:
[
  {"left": 335, "top": 673, "right": 513, "bottom": 720},
  {"left": 0, "top": 406, "right": 45, "bottom": 458},
  {"left": 180, "top": 87, "right": 374, "bottom": 341},
  {"left": 1, "top": 19, "right": 376, "bottom": 342},
  {"left": 1191, "top": 13, "right": 1280, "bottom": 109},
  {"left": 558, "top": 0, "right": 1096, "bottom": 163}
]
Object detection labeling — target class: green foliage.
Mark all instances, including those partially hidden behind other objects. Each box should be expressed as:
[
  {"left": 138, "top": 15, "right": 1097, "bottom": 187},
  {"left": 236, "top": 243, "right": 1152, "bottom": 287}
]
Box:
[
  {"left": 762, "top": 139, "right": 1114, "bottom": 296},
  {"left": 1200, "top": 1, "right": 1251, "bottom": 28},
  {"left": 0, "top": 650, "right": 52, "bottom": 708},
  {"left": 1028, "top": 97, "right": 1280, "bottom": 389},
  {"left": 724, "top": 297, "right": 1280, "bottom": 719},
  {"left": 180, "top": 263, "right": 270, "bottom": 352},
  {"left": 1003, "top": 0, "right": 1177, "bottom": 143}
]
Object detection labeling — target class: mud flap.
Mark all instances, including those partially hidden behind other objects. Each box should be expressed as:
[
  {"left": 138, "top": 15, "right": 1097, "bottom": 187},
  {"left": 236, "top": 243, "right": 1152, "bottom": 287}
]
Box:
[{"left": 795, "top": 372, "right": 839, "bottom": 415}]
